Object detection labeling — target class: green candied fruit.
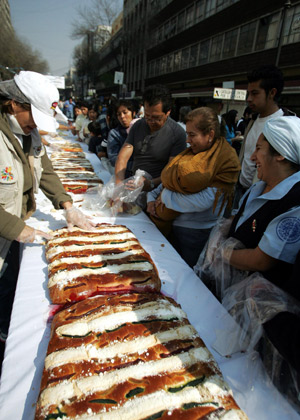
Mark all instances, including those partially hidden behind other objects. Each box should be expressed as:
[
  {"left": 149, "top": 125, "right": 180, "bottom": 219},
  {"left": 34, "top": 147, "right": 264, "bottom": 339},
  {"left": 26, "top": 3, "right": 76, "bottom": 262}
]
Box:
[
  {"left": 81, "top": 262, "right": 107, "bottom": 269},
  {"left": 89, "top": 398, "right": 117, "bottom": 404},
  {"left": 126, "top": 387, "right": 144, "bottom": 398},
  {"left": 144, "top": 411, "right": 165, "bottom": 420},
  {"left": 168, "top": 375, "right": 205, "bottom": 393},
  {"left": 45, "top": 407, "right": 67, "bottom": 419},
  {"left": 183, "top": 401, "right": 219, "bottom": 410}
]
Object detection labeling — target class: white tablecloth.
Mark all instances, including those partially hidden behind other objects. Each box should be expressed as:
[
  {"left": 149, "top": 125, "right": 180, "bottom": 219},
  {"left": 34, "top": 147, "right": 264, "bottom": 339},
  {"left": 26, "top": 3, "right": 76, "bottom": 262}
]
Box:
[{"left": 0, "top": 137, "right": 299, "bottom": 420}]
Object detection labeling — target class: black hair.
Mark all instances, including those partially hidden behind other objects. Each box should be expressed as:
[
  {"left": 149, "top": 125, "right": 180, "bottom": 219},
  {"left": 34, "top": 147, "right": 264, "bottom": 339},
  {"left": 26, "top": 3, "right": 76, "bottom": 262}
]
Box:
[
  {"left": 243, "top": 106, "right": 252, "bottom": 117},
  {"left": 88, "top": 121, "right": 102, "bottom": 136},
  {"left": 247, "top": 65, "right": 284, "bottom": 102},
  {"left": 80, "top": 101, "right": 89, "bottom": 109},
  {"left": 106, "top": 102, "right": 119, "bottom": 129},
  {"left": 115, "top": 99, "right": 136, "bottom": 116},
  {"left": 142, "top": 84, "right": 172, "bottom": 113},
  {"left": 223, "top": 109, "right": 238, "bottom": 131},
  {"left": 179, "top": 106, "right": 192, "bottom": 122},
  {"left": 88, "top": 103, "right": 99, "bottom": 115}
]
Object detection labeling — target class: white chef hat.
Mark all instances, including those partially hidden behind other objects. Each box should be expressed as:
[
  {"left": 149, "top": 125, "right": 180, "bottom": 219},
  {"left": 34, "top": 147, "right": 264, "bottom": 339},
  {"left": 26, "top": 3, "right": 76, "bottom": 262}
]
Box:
[
  {"left": 263, "top": 116, "right": 300, "bottom": 165},
  {"left": 14, "top": 71, "right": 59, "bottom": 132}
]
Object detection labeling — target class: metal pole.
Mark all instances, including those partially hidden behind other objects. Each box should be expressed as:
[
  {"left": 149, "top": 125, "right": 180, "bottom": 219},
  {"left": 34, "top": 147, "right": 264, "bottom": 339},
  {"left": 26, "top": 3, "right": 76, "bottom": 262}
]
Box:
[{"left": 275, "top": 0, "right": 292, "bottom": 67}]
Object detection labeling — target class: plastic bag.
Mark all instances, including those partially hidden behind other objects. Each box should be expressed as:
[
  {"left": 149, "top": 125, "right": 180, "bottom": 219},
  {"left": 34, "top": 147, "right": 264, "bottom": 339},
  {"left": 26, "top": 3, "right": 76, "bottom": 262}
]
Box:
[
  {"left": 100, "top": 157, "right": 114, "bottom": 175},
  {"left": 194, "top": 217, "right": 246, "bottom": 300},
  {"left": 219, "top": 272, "right": 300, "bottom": 412},
  {"left": 81, "top": 169, "right": 145, "bottom": 216},
  {"left": 220, "top": 272, "right": 300, "bottom": 353}
]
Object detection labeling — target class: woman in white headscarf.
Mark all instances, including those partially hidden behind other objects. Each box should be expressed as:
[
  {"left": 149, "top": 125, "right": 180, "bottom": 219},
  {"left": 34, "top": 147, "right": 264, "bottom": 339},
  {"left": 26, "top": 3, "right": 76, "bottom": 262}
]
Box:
[
  {"left": 213, "top": 116, "right": 300, "bottom": 405},
  {"left": 223, "top": 115, "right": 300, "bottom": 284}
]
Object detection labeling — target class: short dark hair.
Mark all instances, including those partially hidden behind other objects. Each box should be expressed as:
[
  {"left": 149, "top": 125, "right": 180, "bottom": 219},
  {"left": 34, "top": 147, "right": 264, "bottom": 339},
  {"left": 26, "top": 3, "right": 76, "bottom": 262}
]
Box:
[
  {"left": 243, "top": 106, "right": 252, "bottom": 117},
  {"left": 88, "top": 121, "right": 102, "bottom": 136},
  {"left": 247, "top": 65, "right": 284, "bottom": 102},
  {"left": 142, "top": 84, "right": 172, "bottom": 113},
  {"left": 116, "top": 99, "right": 136, "bottom": 116},
  {"left": 80, "top": 101, "right": 89, "bottom": 109},
  {"left": 88, "top": 103, "right": 99, "bottom": 115}
]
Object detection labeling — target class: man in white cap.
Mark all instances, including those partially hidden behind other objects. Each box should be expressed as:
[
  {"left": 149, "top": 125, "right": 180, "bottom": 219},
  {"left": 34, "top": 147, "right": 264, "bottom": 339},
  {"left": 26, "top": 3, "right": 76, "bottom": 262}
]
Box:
[{"left": 0, "top": 71, "right": 94, "bottom": 344}]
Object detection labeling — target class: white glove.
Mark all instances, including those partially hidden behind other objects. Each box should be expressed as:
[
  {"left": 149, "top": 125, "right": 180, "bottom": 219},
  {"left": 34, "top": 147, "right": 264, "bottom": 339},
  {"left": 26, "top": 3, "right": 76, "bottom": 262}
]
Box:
[
  {"left": 16, "top": 225, "right": 53, "bottom": 243},
  {"left": 65, "top": 206, "right": 96, "bottom": 231}
]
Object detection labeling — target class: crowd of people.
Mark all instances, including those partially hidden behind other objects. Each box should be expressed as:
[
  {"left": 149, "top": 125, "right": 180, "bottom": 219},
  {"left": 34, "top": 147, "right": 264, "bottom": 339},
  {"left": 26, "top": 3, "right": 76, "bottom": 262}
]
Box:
[{"left": 0, "top": 64, "right": 300, "bottom": 409}]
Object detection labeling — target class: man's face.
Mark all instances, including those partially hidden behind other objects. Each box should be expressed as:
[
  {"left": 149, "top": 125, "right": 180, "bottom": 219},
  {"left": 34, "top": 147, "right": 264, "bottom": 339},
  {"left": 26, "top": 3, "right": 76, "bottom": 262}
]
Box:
[
  {"left": 144, "top": 101, "right": 170, "bottom": 133},
  {"left": 81, "top": 106, "right": 88, "bottom": 116},
  {"left": 247, "top": 80, "right": 276, "bottom": 116}
]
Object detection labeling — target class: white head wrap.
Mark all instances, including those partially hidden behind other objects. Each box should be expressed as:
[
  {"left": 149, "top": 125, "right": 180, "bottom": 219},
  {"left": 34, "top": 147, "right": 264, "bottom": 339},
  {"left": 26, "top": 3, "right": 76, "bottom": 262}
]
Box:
[{"left": 263, "top": 116, "right": 300, "bottom": 165}]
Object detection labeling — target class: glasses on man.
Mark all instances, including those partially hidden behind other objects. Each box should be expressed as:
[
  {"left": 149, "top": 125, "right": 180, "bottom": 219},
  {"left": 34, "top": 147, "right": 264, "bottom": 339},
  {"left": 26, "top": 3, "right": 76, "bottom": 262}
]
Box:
[{"left": 144, "top": 115, "right": 165, "bottom": 123}]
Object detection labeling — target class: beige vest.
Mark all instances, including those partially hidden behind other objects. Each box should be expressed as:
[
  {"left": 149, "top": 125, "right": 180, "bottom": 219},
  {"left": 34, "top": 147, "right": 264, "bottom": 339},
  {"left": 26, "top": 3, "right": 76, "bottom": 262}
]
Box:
[
  {"left": 0, "top": 128, "right": 44, "bottom": 271},
  {"left": 0, "top": 131, "right": 24, "bottom": 271}
]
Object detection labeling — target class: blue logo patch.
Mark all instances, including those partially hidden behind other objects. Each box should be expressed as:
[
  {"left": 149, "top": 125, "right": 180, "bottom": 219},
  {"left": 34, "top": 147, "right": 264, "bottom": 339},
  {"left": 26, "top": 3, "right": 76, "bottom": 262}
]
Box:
[{"left": 276, "top": 217, "right": 300, "bottom": 243}]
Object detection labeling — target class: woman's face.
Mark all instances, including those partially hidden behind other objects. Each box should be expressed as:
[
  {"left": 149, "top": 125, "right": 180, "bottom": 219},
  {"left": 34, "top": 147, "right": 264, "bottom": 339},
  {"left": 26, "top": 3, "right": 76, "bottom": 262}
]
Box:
[
  {"left": 186, "top": 120, "right": 214, "bottom": 154},
  {"left": 117, "top": 105, "right": 134, "bottom": 128},
  {"left": 251, "top": 134, "right": 277, "bottom": 181},
  {"left": 12, "top": 101, "right": 36, "bottom": 134},
  {"left": 88, "top": 109, "right": 98, "bottom": 121}
]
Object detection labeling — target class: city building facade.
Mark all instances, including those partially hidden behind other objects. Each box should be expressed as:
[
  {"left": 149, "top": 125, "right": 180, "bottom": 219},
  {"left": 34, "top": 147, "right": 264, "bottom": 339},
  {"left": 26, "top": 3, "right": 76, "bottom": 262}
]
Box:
[{"left": 122, "top": 0, "right": 300, "bottom": 114}]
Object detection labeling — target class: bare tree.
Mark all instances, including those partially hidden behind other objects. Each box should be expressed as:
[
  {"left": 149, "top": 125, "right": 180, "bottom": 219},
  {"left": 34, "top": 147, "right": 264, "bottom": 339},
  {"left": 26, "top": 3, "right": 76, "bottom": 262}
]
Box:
[
  {"left": 71, "top": 0, "right": 122, "bottom": 40},
  {"left": 71, "top": 0, "right": 122, "bottom": 94},
  {"left": 0, "top": 31, "right": 49, "bottom": 80}
]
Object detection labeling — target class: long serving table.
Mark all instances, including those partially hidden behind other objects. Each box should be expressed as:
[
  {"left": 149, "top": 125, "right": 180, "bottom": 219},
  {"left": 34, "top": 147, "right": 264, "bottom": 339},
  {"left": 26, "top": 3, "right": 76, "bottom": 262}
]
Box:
[{"left": 0, "top": 135, "right": 299, "bottom": 420}]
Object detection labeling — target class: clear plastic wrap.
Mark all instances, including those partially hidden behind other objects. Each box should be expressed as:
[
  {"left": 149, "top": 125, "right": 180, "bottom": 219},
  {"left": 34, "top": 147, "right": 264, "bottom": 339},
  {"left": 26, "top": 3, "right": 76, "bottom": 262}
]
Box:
[
  {"left": 81, "top": 169, "right": 145, "bottom": 216},
  {"left": 194, "top": 217, "right": 246, "bottom": 300},
  {"left": 221, "top": 272, "right": 300, "bottom": 352},
  {"left": 219, "top": 272, "right": 300, "bottom": 413}
]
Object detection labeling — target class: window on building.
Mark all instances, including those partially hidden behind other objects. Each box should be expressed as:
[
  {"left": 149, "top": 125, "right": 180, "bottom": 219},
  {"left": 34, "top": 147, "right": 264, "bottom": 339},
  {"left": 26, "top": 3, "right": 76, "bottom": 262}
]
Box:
[
  {"left": 181, "top": 47, "right": 190, "bottom": 69},
  {"left": 177, "top": 11, "right": 185, "bottom": 32},
  {"left": 196, "top": 0, "right": 205, "bottom": 22},
  {"left": 186, "top": 5, "right": 194, "bottom": 28},
  {"left": 223, "top": 28, "right": 238, "bottom": 58},
  {"left": 190, "top": 43, "right": 199, "bottom": 67},
  {"left": 205, "top": 0, "right": 217, "bottom": 17},
  {"left": 158, "top": 25, "right": 163, "bottom": 42},
  {"left": 154, "top": 59, "right": 160, "bottom": 76},
  {"left": 199, "top": 39, "right": 210, "bottom": 64},
  {"left": 167, "top": 53, "right": 174, "bottom": 72},
  {"left": 161, "top": 56, "right": 167, "bottom": 73},
  {"left": 283, "top": 6, "right": 300, "bottom": 44},
  {"left": 169, "top": 17, "right": 177, "bottom": 37},
  {"left": 255, "top": 13, "right": 280, "bottom": 50},
  {"left": 210, "top": 33, "right": 223, "bottom": 61},
  {"left": 148, "top": 61, "right": 154, "bottom": 78},
  {"left": 216, "top": 0, "right": 226, "bottom": 11},
  {"left": 174, "top": 50, "right": 182, "bottom": 71},
  {"left": 237, "top": 21, "right": 256, "bottom": 54}
]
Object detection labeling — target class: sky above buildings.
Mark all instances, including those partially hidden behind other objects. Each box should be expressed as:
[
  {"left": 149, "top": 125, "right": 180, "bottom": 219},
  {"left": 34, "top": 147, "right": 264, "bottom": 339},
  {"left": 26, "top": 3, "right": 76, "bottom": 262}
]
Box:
[{"left": 9, "top": 0, "right": 122, "bottom": 76}]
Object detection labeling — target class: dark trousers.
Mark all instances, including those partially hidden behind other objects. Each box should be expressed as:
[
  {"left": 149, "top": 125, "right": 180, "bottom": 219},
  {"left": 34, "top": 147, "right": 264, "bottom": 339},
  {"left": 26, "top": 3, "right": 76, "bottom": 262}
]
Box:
[
  {"left": 0, "top": 241, "right": 20, "bottom": 336},
  {"left": 170, "top": 225, "right": 212, "bottom": 268}
]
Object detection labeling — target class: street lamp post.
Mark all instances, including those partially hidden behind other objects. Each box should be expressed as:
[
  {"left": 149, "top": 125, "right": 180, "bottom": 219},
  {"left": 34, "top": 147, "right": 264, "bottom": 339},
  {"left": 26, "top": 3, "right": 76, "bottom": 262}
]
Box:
[{"left": 275, "top": 0, "right": 292, "bottom": 67}]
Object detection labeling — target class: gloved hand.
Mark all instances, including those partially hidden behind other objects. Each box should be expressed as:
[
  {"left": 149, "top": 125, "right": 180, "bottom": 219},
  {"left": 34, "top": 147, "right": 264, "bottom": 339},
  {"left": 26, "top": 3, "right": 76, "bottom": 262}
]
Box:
[
  {"left": 16, "top": 225, "right": 53, "bottom": 243},
  {"left": 65, "top": 206, "right": 96, "bottom": 231}
]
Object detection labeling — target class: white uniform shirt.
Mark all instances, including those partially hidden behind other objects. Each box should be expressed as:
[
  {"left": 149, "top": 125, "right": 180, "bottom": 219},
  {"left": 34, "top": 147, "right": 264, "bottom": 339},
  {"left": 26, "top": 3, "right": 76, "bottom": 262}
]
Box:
[
  {"left": 239, "top": 109, "right": 283, "bottom": 188},
  {"left": 236, "top": 171, "right": 300, "bottom": 263}
]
